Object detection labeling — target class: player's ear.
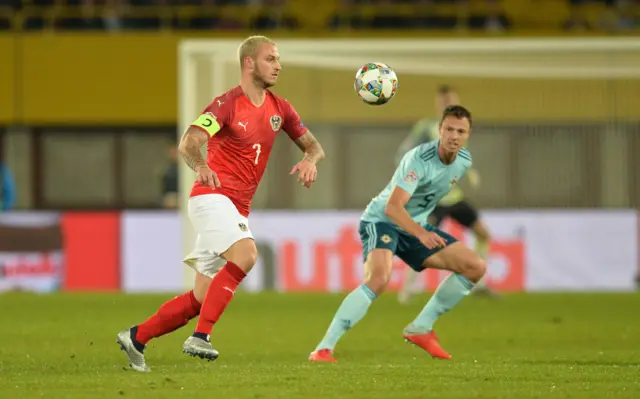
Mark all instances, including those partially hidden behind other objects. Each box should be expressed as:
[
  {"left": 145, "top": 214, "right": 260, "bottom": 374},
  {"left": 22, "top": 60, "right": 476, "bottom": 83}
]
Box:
[{"left": 246, "top": 56, "right": 255, "bottom": 69}]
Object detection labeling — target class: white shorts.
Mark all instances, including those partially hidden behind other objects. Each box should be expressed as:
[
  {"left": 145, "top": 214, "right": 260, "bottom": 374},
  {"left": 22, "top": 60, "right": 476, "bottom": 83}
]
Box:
[{"left": 183, "top": 194, "right": 253, "bottom": 278}]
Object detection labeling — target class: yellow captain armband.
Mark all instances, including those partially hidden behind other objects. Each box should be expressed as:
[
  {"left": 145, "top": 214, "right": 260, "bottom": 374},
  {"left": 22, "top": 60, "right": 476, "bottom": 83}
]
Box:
[{"left": 192, "top": 113, "right": 221, "bottom": 136}]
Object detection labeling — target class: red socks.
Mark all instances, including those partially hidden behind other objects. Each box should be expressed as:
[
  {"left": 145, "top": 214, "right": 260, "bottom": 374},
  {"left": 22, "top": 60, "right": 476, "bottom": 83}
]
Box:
[
  {"left": 194, "top": 261, "right": 246, "bottom": 336},
  {"left": 135, "top": 290, "right": 201, "bottom": 345},
  {"left": 134, "top": 262, "right": 246, "bottom": 345}
]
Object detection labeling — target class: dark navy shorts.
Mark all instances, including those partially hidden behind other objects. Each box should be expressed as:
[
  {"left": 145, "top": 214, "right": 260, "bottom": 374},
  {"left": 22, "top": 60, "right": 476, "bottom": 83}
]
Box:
[{"left": 359, "top": 221, "right": 458, "bottom": 272}]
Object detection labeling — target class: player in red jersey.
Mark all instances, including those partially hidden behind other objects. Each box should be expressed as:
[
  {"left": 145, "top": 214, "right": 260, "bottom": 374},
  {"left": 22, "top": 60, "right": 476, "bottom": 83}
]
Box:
[{"left": 116, "top": 35, "right": 326, "bottom": 371}]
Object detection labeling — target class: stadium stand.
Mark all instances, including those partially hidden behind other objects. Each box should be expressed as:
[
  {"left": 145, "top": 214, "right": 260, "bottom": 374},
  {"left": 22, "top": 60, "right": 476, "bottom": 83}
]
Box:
[{"left": 0, "top": 0, "right": 637, "bottom": 32}]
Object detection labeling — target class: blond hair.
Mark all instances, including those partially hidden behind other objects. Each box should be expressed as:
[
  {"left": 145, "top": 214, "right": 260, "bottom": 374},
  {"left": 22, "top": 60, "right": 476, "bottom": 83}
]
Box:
[{"left": 238, "top": 36, "right": 276, "bottom": 69}]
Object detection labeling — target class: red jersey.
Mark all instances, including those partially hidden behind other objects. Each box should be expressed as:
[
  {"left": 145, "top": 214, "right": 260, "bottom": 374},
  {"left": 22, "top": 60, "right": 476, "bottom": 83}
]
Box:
[{"left": 189, "top": 86, "right": 308, "bottom": 216}]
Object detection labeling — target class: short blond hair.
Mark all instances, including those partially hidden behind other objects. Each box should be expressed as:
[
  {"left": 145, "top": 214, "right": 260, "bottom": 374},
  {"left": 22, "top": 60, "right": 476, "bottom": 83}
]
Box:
[{"left": 238, "top": 35, "right": 276, "bottom": 69}]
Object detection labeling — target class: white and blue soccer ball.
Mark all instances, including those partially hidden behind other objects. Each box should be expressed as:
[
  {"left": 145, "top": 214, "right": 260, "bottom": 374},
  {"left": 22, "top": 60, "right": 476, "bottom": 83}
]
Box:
[{"left": 354, "top": 62, "right": 398, "bottom": 105}]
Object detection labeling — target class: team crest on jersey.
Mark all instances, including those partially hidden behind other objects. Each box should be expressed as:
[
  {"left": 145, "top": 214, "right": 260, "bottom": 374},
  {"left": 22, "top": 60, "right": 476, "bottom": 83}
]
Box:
[
  {"left": 404, "top": 171, "right": 418, "bottom": 183},
  {"left": 270, "top": 115, "right": 282, "bottom": 131},
  {"left": 238, "top": 222, "right": 248, "bottom": 232}
]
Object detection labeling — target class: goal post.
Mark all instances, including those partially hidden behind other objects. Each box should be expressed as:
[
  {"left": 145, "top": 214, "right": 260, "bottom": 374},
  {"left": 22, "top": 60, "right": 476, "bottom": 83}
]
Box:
[{"left": 177, "top": 37, "right": 640, "bottom": 290}]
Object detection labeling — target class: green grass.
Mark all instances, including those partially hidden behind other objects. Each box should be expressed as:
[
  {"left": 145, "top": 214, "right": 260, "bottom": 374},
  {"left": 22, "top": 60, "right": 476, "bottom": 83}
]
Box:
[{"left": 0, "top": 292, "right": 639, "bottom": 398}]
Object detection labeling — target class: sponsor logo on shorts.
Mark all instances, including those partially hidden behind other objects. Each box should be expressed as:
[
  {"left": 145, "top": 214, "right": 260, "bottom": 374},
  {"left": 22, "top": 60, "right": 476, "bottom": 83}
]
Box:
[{"left": 238, "top": 222, "right": 248, "bottom": 232}]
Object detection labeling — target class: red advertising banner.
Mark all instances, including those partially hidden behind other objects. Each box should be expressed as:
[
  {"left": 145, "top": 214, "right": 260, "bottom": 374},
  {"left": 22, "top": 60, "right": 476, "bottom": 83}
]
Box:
[
  {"left": 0, "top": 212, "right": 121, "bottom": 293},
  {"left": 61, "top": 212, "right": 120, "bottom": 292}
]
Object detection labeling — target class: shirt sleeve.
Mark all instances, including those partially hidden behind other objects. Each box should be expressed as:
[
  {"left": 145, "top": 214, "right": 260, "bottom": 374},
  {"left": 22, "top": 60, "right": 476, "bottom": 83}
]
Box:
[
  {"left": 392, "top": 153, "right": 427, "bottom": 196},
  {"left": 282, "top": 100, "right": 309, "bottom": 141},
  {"left": 190, "top": 96, "right": 234, "bottom": 137}
]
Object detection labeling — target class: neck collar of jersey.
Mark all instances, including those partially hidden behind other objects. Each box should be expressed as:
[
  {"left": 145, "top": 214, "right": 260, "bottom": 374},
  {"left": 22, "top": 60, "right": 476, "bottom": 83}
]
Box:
[{"left": 436, "top": 140, "right": 457, "bottom": 166}]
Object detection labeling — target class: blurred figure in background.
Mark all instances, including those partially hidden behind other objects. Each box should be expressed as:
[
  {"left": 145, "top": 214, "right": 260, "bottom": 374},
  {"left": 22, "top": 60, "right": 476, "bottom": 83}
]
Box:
[
  {"left": 0, "top": 160, "right": 16, "bottom": 212},
  {"left": 251, "top": 0, "right": 299, "bottom": 30},
  {"left": 396, "top": 85, "right": 495, "bottom": 303},
  {"left": 161, "top": 144, "right": 179, "bottom": 209}
]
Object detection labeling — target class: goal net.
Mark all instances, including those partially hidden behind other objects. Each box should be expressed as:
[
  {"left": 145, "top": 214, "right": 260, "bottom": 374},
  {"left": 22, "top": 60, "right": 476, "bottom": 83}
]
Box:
[{"left": 177, "top": 37, "right": 640, "bottom": 286}]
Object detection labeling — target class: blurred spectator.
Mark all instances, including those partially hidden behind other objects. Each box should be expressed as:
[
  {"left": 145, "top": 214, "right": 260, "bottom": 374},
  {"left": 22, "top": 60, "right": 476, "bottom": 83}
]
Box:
[
  {"left": 103, "top": 0, "right": 125, "bottom": 31},
  {"left": 329, "top": 0, "right": 510, "bottom": 31},
  {"left": 2, "top": 0, "right": 636, "bottom": 32},
  {"left": 55, "top": 0, "right": 120, "bottom": 31},
  {"left": 562, "top": 0, "right": 593, "bottom": 30},
  {"left": 125, "top": 0, "right": 168, "bottom": 30},
  {"left": 0, "top": 161, "right": 16, "bottom": 212},
  {"left": 600, "top": 0, "right": 639, "bottom": 31},
  {"left": 161, "top": 144, "right": 179, "bottom": 209},
  {"left": 370, "top": 0, "right": 414, "bottom": 29},
  {"left": 327, "top": 0, "right": 368, "bottom": 30},
  {"left": 561, "top": 0, "right": 638, "bottom": 31},
  {"left": 173, "top": 0, "right": 246, "bottom": 30},
  {"left": 251, "top": 0, "right": 299, "bottom": 30},
  {"left": 483, "top": 0, "right": 509, "bottom": 32},
  {"left": 0, "top": 0, "right": 13, "bottom": 30}
]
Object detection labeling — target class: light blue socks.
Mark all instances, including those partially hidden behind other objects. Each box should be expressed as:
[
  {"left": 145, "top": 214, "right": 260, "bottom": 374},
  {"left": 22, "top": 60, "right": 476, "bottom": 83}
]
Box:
[
  {"left": 405, "top": 273, "right": 475, "bottom": 334},
  {"left": 315, "top": 274, "right": 474, "bottom": 351},
  {"left": 315, "top": 284, "right": 377, "bottom": 351}
]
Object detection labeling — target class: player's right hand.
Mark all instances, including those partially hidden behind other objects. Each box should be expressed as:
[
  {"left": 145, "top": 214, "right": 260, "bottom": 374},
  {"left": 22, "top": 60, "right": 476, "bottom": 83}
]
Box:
[
  {"left": 196, "top": 165, "right": 221, "bottom": 188},
  {"left": 418, "top": 231, "right": 447, "bottom": 250}
]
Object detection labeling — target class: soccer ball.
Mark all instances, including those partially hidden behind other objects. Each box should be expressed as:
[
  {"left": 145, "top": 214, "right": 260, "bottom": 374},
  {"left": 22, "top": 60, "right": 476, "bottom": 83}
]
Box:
[{"left": 354, "top": 62, "right": 398, "bottom": 105}]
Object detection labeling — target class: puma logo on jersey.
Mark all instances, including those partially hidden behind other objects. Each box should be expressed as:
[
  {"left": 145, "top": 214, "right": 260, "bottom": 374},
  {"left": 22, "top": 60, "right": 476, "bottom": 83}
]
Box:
[
  {"left": 238, "top": 121, "right": 248, "bottom": 131},
  {"left": 216, "top": 100, "right": 224, "bottom": 106}
]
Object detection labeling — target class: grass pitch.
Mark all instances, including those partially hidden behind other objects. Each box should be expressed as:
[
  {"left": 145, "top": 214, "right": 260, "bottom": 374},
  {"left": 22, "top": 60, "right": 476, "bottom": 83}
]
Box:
[{"left": 0, "top": 291, "right": 638, "bottom": 398}]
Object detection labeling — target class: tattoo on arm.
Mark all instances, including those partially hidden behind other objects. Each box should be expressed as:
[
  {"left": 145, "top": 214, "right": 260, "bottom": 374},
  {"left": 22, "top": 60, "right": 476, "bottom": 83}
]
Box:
[
  {"left": 294, "top": 131, "right": 325, "bottom": 164},
  {"left": 178, "top": 127, "right": 209, "bottom": 172}
]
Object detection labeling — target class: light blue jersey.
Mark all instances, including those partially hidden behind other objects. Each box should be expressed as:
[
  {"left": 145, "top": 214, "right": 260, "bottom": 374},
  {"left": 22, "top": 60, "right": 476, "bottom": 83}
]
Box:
[{"left": 361, "top": 140, "right": 472, "bottom": 228}]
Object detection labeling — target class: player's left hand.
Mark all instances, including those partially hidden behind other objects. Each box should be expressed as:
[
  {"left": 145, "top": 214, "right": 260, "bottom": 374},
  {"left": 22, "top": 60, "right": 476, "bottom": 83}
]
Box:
[{"left": 289, "top": 158, "right": 317, "bottom": 188}]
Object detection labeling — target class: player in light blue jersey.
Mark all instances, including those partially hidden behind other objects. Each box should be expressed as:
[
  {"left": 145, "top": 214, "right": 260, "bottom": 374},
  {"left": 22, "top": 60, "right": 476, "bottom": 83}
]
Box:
[
  {"left": 397, "top": 85, "right": 496, "bottom": 303},
  {"left": 309, "top": 105, "right": 486, "bottom": 362}
]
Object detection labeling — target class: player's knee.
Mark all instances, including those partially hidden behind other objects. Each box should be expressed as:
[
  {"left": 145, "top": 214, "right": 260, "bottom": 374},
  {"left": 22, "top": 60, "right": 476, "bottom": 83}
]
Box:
[
  {"left": 363, "top": 264, "right": 392, "bottom": 295},
  {"left": 230, "top": 250, "right": 257, "bottom": 273},
  {"left": 364, "top": 272, "right": 390, "bottom": 295},
  {"left": 462, "top": 256, "right": 486, "bottom": 283},
  {"left": 363, "top": 249, "right": 394, "bottom": 295},
  {"left": 223, "top": 239, "right": 258, "bottom": 273}
]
